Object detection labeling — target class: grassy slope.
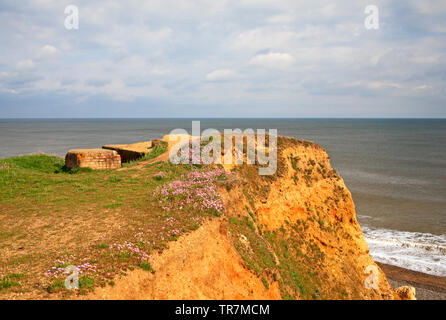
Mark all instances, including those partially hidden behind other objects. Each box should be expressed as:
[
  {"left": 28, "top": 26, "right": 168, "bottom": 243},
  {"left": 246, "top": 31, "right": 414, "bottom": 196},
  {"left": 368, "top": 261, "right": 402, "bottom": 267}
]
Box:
[{"left": 0, "top": 151, "right": 218, "bottom": 298}]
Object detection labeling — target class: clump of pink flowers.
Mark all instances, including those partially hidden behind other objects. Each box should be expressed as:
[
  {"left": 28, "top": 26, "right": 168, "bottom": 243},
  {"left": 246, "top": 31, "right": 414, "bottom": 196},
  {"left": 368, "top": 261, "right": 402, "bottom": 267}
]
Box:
[
  {"left": 155, "top": 169, "right": 232, "bottom": 215},
  {"left": 108, "top": 241, "right": 156, "bottom": 264},
  {"left": 44, "top": 255, "right": 97, "bottom": 278}
]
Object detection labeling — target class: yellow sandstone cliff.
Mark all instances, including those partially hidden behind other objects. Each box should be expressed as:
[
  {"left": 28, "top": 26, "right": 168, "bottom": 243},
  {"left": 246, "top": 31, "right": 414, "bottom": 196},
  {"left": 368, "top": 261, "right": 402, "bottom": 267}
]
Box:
[
  {"left": 219, "top": 137, "right": 394, "bottom": 299},
  {"left": 87, "top": 135, "right": 407, "bottom": 300}
]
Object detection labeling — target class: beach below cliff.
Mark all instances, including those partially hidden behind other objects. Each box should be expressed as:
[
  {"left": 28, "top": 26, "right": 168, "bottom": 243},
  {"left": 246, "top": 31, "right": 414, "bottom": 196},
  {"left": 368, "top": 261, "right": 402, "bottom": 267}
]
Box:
[{"left": 379, "top": 263, "right": 446, "bottom": 300}]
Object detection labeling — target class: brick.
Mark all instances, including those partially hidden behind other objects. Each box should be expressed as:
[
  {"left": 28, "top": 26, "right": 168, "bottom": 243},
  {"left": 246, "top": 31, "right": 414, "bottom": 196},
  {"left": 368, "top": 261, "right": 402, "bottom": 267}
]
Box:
[{"left": 65, "top": 149, "right": 121, "bottom": 170}]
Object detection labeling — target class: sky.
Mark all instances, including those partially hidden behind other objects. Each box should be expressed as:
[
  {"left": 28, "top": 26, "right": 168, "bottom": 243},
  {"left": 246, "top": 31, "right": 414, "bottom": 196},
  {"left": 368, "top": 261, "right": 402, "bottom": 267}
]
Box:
[{"left": 0, "top": 0, "right": 445, "bottom": 118}]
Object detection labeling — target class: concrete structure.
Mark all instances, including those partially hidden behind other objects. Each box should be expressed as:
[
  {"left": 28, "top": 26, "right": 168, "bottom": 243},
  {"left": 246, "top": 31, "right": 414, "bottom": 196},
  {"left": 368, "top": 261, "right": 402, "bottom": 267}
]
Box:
[
  {"left": 65, "top": 149, "right": 121, "bottom": 170},
  {"left": 103, "top": 140, "right": 162, "bottom": 162}
]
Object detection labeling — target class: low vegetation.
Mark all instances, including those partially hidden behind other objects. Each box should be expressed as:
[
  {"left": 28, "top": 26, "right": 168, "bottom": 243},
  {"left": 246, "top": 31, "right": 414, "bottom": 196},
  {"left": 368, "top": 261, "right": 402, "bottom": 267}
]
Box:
[
  {"left": 0, "top": 148, "right": 231, "bottom": 298},
  {"left": 122, "top": 141, "right": 168, "bottom": 167},
  {"left": 0, "top": 136, "right": 362, "bottom": 300}
]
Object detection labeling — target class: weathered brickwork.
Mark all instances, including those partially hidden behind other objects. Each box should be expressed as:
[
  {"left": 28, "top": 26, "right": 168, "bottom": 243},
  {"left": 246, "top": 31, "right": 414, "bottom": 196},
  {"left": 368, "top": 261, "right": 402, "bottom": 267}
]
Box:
[{"left": 65, "top": 149, "right": 121, "bottom": 170}]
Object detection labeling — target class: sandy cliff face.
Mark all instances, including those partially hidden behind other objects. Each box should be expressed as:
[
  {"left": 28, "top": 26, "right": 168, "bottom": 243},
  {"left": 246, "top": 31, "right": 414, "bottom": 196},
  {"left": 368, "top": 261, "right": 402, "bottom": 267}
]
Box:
[
  {"left": 220, "top": 137, "right": 394, "bottom": 299},
  {"left": 88, "top": 218, "right": 281, "bottom": 300},
  {"left": 87, "top": 135, "right": 397, "bottom": 300}
]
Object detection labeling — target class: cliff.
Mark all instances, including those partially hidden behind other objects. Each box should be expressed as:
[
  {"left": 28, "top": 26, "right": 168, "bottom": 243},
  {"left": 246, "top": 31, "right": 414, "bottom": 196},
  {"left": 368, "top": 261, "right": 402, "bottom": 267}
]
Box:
[
  {"left": 220, "top": 136, "right": 393, "bottom": 299},
  {"left": 86, "top": 135, "right": 399, "bottom": 300}
]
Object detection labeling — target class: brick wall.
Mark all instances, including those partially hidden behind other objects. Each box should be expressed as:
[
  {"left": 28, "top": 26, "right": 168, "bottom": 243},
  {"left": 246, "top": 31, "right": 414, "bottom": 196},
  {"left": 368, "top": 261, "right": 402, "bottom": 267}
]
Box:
[{"left": 65, "top": 149, "right": 121, "bottom": 170}]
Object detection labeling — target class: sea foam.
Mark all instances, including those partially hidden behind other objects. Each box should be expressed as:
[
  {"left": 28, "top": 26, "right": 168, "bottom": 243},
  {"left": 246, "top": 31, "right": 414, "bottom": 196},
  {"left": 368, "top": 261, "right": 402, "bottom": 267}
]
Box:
[{"left": 363, "top": 226, "right": 446, "bottom": 277}]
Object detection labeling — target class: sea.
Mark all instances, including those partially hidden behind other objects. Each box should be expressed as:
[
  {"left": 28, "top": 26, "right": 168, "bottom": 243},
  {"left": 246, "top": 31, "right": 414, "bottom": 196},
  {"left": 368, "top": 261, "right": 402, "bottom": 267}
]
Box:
[{"left": 0, "top": 118, "right": 445, "bottom": 276}]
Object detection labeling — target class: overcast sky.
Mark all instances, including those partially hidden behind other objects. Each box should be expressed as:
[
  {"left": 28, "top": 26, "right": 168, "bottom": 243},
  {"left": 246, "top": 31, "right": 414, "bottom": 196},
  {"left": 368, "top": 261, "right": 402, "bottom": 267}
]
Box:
[{"left": 0, "top": 0, "right": 445, "bottom": 118}]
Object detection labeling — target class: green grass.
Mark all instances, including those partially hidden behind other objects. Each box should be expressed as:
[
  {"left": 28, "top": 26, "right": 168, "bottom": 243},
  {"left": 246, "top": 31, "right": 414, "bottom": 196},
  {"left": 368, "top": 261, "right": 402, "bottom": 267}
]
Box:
[
  {"left": 228, "top": 216, "right": 277, "bottom": 279},
  {"left": 0, "top": 154, "right": 64, "bottom": 173},
  {"left": 79, "top": 276, "right": 95, "bottom": 289},
  {"left": 0, "top": 229, "right": 22, "bottom": 241},
  {"left": 228, "top": 162, "right": 331, "bottom": 300},
  {"left": 0, "top": 273, "right": 26, "bottom": 290},
  {"left": 0, "top": 154, "right": 213, "bottom": 298},
  {"left": 122, "top": 141, "right": 169, "bottom": 167},
  {"left": 0, "top": 154, "right": 163, "bottom": 211},
  {"left": 0, "top": 279, "right": 18, "bottom": 290},
  {"left": 47, "top": 279, "right": 65, "bottom": 293},
  {"left": 103, "top": 202, "right": 123, "bottom": 209},
  {"left": 147, "top": 141, "right": 168, "bottom": 160},
  {"left": 7, "top": 254, "right": 33, "bottom": 266},
  {"left": 139, "top": 261, "right": 154, "bottom": 272},
  {"left": 262, "top": 226, "right": 326, "bottom": 300},
  {"left": 59, "top": 167, "right": 94, "bottom": 174},
  {"left": 261, "top": 277, "right": 269, "bottom": 289},
  {"left": 246, "top": 206, "right": 257, "bottom": 222},
  {"left": 107, "top": 176, "right": 122, "bottom": 183}
]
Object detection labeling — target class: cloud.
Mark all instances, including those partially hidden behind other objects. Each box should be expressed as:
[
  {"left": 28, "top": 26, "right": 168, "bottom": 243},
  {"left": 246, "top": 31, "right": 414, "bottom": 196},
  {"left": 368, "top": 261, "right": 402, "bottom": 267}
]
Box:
[
  {"left": 37, "top": 45, "right": 60, "bottom": 58},
  {"left": 0, "top": 0, "right": 445, "bottom": 117},
  {"left": 16, "top": 60, "right": 35, "bottom": 70},
  {"left": 232, "top": 27, "right": 300, "bottom": 52},
  {"left": 249, "top": 52, "right": 294, "bottom": 69},
  {"left": 206, "top": 69, "right": 237, "bottom": 82}
]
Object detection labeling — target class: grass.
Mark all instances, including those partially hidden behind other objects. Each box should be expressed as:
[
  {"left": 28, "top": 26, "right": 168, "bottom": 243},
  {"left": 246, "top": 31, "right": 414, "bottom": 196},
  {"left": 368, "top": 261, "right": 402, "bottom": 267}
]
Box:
[
  {"left": 95, "top": 243, "right": 109, "bottom": 250},
  {"left": 261, "top": 277, "right": 269, "bottom": 289},
  {"left": 253, "top": 223, "right": 325, "bottom": 300},
  {"left": 79, "top": 276, "right": 95, "bottom": 289},
  {"left": 0, "top": 154, "right": 218, "bottom": 298},
  {"left": 0, "top": 273, "right": 25, "bottom": 290},
  {"left": 228, "top": 216, "right": 277, "bottom": 277},
  {"left": 139, "top": 261, "right": 154, "bottom": 273},
  {"left": 147, "top": 141, "right": 168, "bottom": 160},
  {"left": 122, "top": 141, "right": 168, "bottom": 167},
  {"left": 0, "top": 137, "right": 355, "bottom": 300},
  {"left": 47, "top": 279, "right": 65, "bottom": 293},
  {"left": 1, "top": 154, "right": 64, "bottom": 173}
]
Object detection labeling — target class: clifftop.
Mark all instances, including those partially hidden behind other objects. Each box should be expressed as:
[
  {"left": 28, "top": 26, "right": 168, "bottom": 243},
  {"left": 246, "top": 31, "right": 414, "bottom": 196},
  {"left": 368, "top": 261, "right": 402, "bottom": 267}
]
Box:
[
  {"left": 0, "top": 135, "right": 412, "bottom": 300},
  {"left": 86, "top": 135, "right": 397, "bottom": 300}
]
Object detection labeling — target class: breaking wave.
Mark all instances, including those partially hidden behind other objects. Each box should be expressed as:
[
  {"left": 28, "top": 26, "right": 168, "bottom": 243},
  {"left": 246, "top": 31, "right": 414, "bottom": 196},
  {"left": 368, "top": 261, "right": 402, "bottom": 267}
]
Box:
[{"left": 363, "top": 226, "right": 446, "bottom": 277}]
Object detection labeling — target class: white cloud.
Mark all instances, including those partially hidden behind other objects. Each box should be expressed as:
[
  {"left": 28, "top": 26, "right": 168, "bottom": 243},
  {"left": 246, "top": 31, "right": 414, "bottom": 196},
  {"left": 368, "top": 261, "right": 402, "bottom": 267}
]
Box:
[
  {"left": 267, "top": 13, "right": 296, "bottom": 24},
  {"left": 37, "top": 45, "right": 60, "bottom": 58},
  {"left": 16, "top": 60, "right": 35, "bottom": 70},
  {"left": 206, "top": 69, "right": 237, "bottom": 82},
  {"left": 367, "top": 81, "right": 403, "bottom": 90},
  {"left": 412, "top": 1, "right": 446, "bottom": 14},
  {"left": 0, "top": 0, "right": 445, "bottom": 117},
  {"left": 249, "top": 52, "right": 294, "bottom": 69},
  {"left": 233, "top": 27, "right": 299, "bottom": 52}
]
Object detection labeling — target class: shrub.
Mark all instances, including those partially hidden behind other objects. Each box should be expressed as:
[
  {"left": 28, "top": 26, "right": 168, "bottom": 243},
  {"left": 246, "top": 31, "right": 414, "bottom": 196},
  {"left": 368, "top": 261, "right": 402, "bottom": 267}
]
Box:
[
  {"left": 139, "top": 261, "right": 154, "bottom": 273},
  {"left": 147, "top": 141, "right": 168, "bottom": 160},
  {"left": 261, "top": 277, "right": 270, "bottom": 289},
  {"left": 79, "top": 276, "right": 95, "bottom": 289}
]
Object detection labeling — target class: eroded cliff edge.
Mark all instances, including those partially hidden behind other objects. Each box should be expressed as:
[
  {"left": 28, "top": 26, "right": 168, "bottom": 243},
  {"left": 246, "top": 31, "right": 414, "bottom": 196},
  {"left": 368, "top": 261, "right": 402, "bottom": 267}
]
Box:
[
  {"left": 88, "top": 135, "right": 401, "bottom": 300},
  {"left": 219, "top": 136, "right": 394, "bottom": 299}
]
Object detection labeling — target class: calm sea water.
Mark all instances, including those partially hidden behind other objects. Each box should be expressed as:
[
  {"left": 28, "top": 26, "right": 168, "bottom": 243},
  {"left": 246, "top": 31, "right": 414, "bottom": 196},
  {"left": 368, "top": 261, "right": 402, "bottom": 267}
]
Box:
[{"left": 1, "top": 118, "right": 445, "bottom": 275}]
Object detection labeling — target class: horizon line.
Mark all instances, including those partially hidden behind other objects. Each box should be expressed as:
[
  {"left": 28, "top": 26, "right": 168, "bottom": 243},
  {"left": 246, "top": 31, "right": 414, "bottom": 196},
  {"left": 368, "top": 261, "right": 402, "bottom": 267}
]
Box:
[{"left": 1, "top": 117, "right": 445, "bottom": 120}]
